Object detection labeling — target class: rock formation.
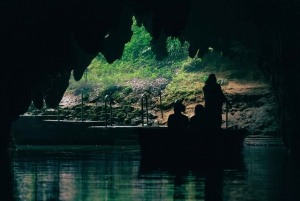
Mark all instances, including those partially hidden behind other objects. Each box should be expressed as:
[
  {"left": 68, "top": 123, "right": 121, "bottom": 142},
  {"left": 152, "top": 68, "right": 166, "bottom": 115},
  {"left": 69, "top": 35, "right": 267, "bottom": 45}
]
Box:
[{"left": 1, "top": 0, "right": 300, "bottom": 152}]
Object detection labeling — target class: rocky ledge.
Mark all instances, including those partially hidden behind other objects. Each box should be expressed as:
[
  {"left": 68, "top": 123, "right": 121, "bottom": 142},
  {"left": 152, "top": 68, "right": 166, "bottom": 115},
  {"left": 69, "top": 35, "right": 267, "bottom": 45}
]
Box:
[{"left": 24, "top": 78, "right": 280, "bottom": 136}]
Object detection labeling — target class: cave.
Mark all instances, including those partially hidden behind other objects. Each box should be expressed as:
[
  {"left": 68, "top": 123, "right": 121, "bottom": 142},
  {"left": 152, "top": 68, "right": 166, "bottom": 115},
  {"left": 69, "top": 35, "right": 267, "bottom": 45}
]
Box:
[{"left": 1, "top": 0, "right": 300, "bottom": 153}]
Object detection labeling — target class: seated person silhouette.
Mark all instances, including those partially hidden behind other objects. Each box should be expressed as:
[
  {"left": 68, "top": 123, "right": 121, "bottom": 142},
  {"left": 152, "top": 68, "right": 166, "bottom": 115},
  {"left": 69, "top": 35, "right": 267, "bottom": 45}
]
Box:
[
  {"left": 203, "top": 74, "right": 232, "bottom": 129},
  {"left": 189, "top": 104, "right": 205, "bottom": 129},
  {"left": 167, "top": 100, "right": 189, "bottom": 129}
]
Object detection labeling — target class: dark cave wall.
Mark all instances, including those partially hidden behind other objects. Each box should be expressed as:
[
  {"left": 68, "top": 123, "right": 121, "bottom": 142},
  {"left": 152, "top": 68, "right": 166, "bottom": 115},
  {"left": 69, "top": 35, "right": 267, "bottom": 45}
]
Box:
[
  {"left": 0, "top": 0, "right": 135, "bottom": 122},
  {"left": 249, "top": 0, "right": 300, "bottom": 151},
  {"left": 0, "top": 0, "right": 191, "bottom": 123},
  {"left": 0, "top": 0, "right": 300, "bottom": 151}
]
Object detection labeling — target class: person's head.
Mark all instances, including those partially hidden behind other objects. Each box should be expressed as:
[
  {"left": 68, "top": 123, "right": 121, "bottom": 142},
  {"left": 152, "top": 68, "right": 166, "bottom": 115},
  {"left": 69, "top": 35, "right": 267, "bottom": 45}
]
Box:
[
  {"left": 205, "top": 74, "right": 217, "bottom": 85},
  {"left": 174, "top": 100, "right": 185, "bottom": 113},
  {"left": 194, "top": 104, "right": 204, "bottom": 115}
]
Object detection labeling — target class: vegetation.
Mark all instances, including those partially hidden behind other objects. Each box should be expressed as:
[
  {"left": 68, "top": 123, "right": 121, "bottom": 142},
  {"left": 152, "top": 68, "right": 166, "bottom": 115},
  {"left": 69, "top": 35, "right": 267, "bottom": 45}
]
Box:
[
  {"left": 68, "top": 17, "right": 190, "bottom": 91},
  {"left": 25, "top": 18, "right": 264, "bottom": 127},
  {"left": 161, "top": 71, "right": 205, "bottom": 108},
  {"left": 67, "top": 17, "right": 259, "bottom": 108}
]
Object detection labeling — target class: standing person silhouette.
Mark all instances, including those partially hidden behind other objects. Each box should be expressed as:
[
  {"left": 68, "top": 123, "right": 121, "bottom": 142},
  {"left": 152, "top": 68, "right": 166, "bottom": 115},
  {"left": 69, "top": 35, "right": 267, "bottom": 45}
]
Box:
[
  {"left": 167, "top": 100, "right": 189, "bottom": 129},
  {"left": 203, "top": 74, "right": 232, "bottom": 129}
]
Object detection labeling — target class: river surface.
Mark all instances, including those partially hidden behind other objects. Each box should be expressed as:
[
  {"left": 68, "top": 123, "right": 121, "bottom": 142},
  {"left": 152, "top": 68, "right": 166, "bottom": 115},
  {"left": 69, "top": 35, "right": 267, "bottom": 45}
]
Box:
[{"left": 5, "top": 142, "right": 300, "bottom": 201}]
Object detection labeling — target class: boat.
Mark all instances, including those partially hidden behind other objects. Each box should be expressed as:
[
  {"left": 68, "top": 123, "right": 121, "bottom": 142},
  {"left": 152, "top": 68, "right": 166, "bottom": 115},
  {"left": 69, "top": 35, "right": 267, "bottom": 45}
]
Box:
[
  {"left": 11, "top": 116, "right": 248, "bottom": 157},
  {"left": 136, "top": 127, "right": 248, "bottom": 162},
  {"left": 11, "top": 116, "right": 139, "bottom": 145}
]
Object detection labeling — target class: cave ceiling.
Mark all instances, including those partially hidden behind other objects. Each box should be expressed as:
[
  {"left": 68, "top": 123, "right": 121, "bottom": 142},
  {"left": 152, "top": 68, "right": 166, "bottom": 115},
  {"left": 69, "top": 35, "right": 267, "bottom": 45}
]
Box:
[{"left": 0, "top": 0, "right": 299, "bottom": 123}]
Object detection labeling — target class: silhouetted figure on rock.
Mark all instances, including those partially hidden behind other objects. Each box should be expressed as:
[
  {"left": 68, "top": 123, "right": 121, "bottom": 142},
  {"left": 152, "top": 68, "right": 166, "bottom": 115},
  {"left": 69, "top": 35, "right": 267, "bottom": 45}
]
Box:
[
  {"left": 189, "top": 104, "right": 205, "bottom": 129},
  {"left": 203, "top": 74, "right": 232, "bottom": 129},
  {"left": 167, "top": 100, "right": 189, "bottom": 129}
]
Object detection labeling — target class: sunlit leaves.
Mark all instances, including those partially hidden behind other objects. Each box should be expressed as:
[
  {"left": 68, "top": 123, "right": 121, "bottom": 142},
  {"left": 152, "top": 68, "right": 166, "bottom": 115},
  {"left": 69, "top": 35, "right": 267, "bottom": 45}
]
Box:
[{"left": 68, "top": 17, "right": 190, "bottom": 91}]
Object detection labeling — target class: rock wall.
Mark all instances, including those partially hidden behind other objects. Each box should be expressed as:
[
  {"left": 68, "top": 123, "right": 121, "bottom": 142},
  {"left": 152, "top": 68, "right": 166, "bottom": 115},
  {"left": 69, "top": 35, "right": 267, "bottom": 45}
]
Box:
[
  {"left": 224, "top": 82, "right": 280, "bottom": 136},
  {"left": 1, "top": 0, "right": 300, "bottom": 151}
]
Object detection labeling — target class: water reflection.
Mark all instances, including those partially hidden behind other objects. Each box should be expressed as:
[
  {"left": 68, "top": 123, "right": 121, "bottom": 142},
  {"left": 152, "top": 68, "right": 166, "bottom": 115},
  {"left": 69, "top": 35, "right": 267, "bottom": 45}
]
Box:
[
  {"left": 13, "top": 146, "right": 141, "bottom": 201},
  {"left": 0, "top": 153, "right": 14, "bottom": 201},
  {"left": 138, "top": 153, "right": 244, "bottom": 201},
  {"left": 6, "top": 145, "right": 300, "bottom": 200}
]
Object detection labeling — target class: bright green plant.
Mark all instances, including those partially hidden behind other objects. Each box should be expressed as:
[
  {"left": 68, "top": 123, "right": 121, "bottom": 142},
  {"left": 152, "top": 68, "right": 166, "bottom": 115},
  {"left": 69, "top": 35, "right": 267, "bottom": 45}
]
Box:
[{"left": 201, "top": 75, "right": 209, "bottom": 82}]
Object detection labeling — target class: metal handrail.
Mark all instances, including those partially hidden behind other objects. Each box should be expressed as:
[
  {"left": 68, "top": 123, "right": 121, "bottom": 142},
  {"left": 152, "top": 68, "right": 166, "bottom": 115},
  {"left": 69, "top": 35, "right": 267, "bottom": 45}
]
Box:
[
  {"left": 158, "top": 88, "right": 164, "bottom": 119},
  {"left": 226, "top": 103, "right": 228, "bottom": 129},
  {"left": 141, "top": 94, "right": 148, "bottom": 126},
  {"left": 81, "top": 89, "right": 83, "bottom": 122},
  {"left": 104, "top": 95, "right": 112, "bottom": 127},
  {"left": 57, "top": 105, "right": 60, "bottom": 121},
  {"left": 159, "top": 90, "right": 163, "bottom": 118},
  {"left": 154, "top": 87, "right": 163, "bottom": 118}
]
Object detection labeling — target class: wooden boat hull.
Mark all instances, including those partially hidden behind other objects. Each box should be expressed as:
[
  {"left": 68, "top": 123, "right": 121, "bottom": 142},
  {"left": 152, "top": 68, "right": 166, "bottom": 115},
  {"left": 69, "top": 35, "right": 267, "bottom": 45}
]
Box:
[{"left": 137, "top": 127, "right": 248, "bottom": 161}]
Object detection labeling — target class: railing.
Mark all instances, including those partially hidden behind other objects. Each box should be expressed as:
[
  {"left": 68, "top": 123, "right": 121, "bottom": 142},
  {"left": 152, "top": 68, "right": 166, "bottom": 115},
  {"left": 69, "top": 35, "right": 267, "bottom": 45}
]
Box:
[
  {"left": 158, "top": 90, "right": 163, "bottom": 119},
  {"left": 104, "top": 95, "right": 112, "bottom": 127},
  {"left": 141, "top": 94, "right": 148, "bottom": 126},
  {"left": 226, "top": 102, "right": 229, "bottom": 129},
  {"left": 141, "top": 88, "right": 164, "bottom": 126},
  {"left": 79, "top": 88, "right": 163, "bottom": 127},
  {"left": 81, "top": 89, "right": 83, "bottom": 122},
  {"left": 57, "top": 105, "right": 60, "bottom": 121},
  {"left": 152, "top": 88, "right": 164, "bottom": 119}
]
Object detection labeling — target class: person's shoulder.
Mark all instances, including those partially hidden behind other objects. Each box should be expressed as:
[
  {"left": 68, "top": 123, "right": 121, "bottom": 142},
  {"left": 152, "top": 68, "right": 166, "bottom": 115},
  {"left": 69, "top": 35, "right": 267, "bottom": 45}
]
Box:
[
  {"left": 182, "top": 114, "right": 189, "bottom": 120},
  {"left": 168, "top": 114, "right": 175, "bottom": 119},
  {"left": 179, "top": 113, "right": 187, "bottom": 117},
  {"left": 211, "top": 82, "right": 220, "bottom": 87},
  {"left": 211, "top": 83, "right": 221, "bottom": 90},
  {"left": 190, "top": 115, "right": 196, "bottom": 122},
  {"left": 216, "top": 83, "right": 221, "bottom": 88}
]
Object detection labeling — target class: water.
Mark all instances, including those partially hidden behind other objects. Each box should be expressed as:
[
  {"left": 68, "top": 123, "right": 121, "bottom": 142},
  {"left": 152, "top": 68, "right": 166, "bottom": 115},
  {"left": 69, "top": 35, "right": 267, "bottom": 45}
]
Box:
[{"left": 5, "top": 144, "right": 300, "bottom": 201}]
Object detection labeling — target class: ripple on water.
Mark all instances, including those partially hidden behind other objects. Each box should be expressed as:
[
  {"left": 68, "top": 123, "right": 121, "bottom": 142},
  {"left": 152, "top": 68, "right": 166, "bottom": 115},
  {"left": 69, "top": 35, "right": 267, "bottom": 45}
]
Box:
[{"left": 243, "top": 135, "right": 284, "bottom": 146}]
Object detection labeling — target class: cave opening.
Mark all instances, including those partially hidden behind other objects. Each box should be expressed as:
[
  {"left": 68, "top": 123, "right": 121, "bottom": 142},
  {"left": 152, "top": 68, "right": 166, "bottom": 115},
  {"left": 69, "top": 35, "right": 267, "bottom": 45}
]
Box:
[
  {"left": 2, "top": 0, "right": 300, "bottom": 200},
  {"left": 17, "top": 15, "right": 277, "bottom": 139},
  {"left": 0, "top": 0, "right": 300, "bottom": 154}
]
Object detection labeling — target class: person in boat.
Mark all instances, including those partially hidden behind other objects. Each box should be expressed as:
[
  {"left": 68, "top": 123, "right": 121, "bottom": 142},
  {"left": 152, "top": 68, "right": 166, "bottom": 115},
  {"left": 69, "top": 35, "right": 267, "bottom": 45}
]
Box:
[
  {"left": 189, "top": 104, "right": 205, "bottom": 129},
  {"left": 167, "top": 100, "right": 189, "bottom": 129},
  {"left": 203, "top": 74, "right": 232, "bottom": 129}
]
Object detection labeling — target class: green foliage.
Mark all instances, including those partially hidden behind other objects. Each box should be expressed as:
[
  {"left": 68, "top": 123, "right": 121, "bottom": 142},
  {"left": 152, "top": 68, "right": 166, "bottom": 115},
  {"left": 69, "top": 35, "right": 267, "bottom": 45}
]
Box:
[
  {"left": 66, "top": 16, "right": 258, "bottom": 103},
  {"left": 68, "top": 17, "right": 190, "bottom": 91},
  {"left": 162, "top": 70, "right": 205, "bottom": 106},
  {"left": 166, "top": 37, "right": 189, "bottom": 61},
  {"left": 122, "top": 87, "right": 133, "bottom": 95},
  {"left": 182, "top": 57, "right": 204, "bottom": 72},
  {"left": 117, "top": 112, "right": 126, "bottom": 120},
  {"left": 217, "top": 79, "right": 229, "bottom": 85},
  {"left": 99, "top": 85, "right": 126, "bottom": 98},
  {"left": 201, "top": 75, "right": 209, "bottom": 82}
]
